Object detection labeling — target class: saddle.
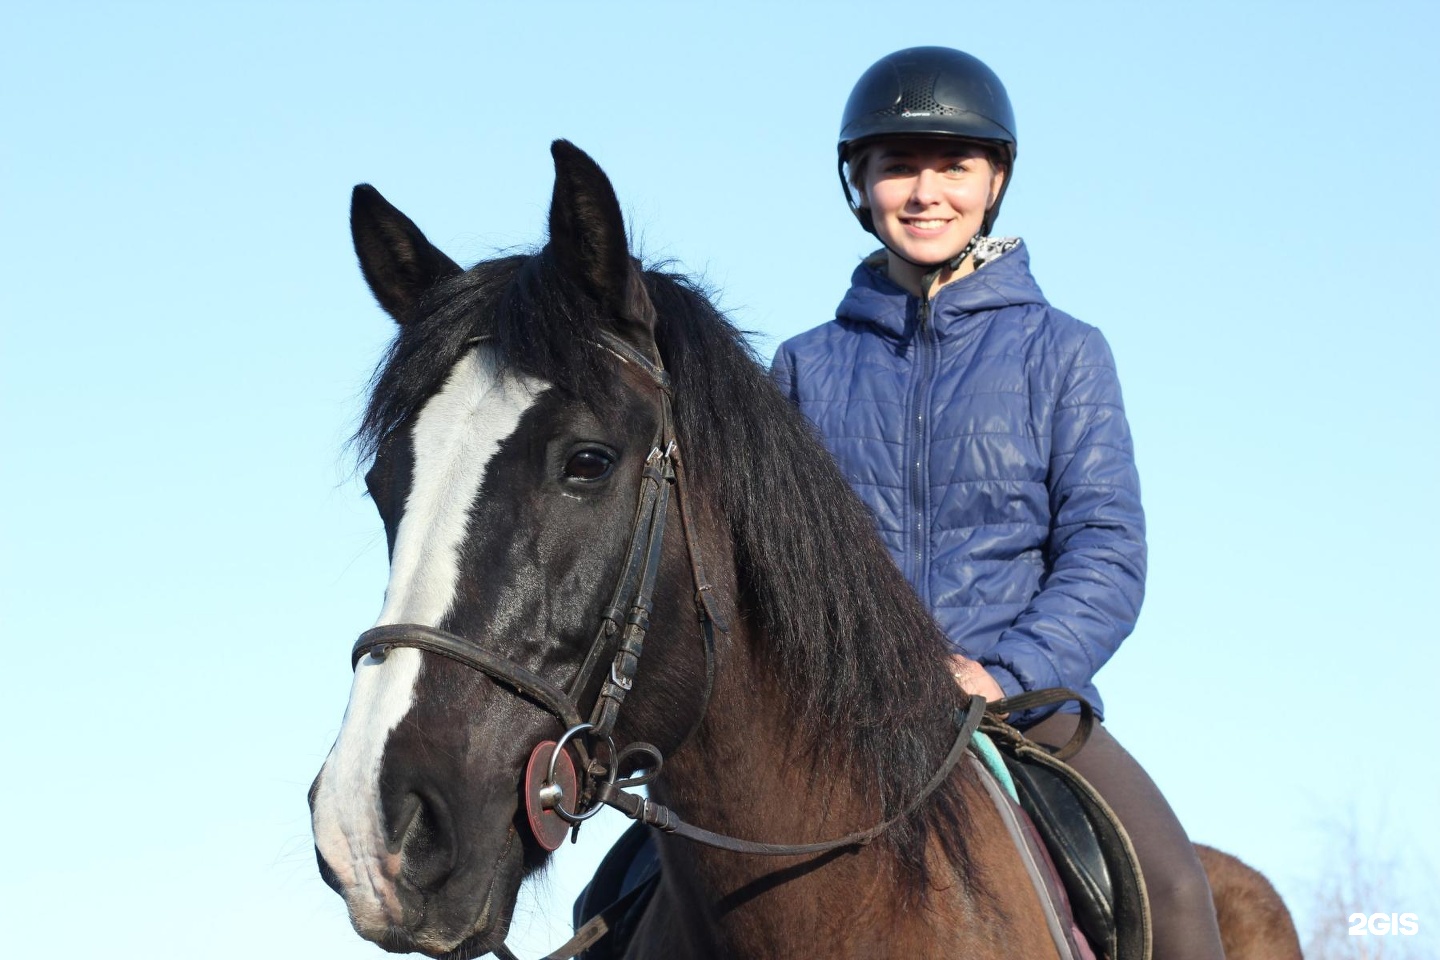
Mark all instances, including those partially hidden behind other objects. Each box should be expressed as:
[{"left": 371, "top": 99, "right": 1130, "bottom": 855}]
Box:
[
  {"left": 980, "top": 689, "right": 1152, "bottom": 960},
  {"left": 571, "top": 689, "right": 1151, "bottom": 960}
]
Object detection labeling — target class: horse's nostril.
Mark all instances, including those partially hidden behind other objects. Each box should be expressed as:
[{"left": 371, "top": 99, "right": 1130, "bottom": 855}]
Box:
[
  {"left": 386, "top": 792, "right": 423, "bottom": 853},
  {"left": 390, "top": 791, "right": 456, "bottom": 893}
]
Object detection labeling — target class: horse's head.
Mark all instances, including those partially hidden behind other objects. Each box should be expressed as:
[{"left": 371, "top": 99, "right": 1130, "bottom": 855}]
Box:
[{"left": 309, "top": 142, "right": 719, "bottom": 957}]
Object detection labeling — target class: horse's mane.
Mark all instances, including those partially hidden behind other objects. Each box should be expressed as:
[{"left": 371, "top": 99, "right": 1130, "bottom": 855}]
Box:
[{"left": 354, "top": 250, "right": 980, "bottom": 889}]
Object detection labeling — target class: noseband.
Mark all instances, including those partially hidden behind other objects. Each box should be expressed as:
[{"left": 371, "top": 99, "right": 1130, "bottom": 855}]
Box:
[{"left": 348, "top": 329, "right": 984, "bottom": 859}]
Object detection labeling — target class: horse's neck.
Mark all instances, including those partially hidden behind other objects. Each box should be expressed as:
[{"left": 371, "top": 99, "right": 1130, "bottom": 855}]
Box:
[
  {"left": 646, "top": 656, "right": 891, "bottom": 958},
  {"left": 643, "top": 627, "right": 1059, "bottom": 960}
]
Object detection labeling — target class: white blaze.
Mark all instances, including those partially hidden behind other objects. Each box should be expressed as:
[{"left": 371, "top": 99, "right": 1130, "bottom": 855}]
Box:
[{"left": 311, "top": 346, "right": 544, "bottom": 926}]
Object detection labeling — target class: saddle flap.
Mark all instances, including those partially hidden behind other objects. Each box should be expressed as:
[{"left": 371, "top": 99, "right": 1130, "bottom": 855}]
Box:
[{"left": 1002, "top": 739, "right": 1151, "bottom": 960}]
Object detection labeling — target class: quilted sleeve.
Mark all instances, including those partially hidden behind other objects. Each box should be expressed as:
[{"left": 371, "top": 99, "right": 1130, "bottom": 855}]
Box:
[
  {"left": 769, "top": 343, "right": 797, "bottom": 401},
  {"left": 978, "top": 328, "right": 1147, "bottom": 724}
]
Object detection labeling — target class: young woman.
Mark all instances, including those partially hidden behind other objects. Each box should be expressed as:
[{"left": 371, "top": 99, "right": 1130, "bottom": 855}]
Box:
[{"left": 771, "top": 46, "right": 1225, "bottom": 960}]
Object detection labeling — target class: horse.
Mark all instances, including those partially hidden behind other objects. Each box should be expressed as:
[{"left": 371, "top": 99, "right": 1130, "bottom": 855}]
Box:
[{"left": 309, "top": 140, "right": 1302, "bottom": 960}]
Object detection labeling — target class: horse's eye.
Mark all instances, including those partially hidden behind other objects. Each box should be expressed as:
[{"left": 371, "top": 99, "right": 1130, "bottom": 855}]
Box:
[{"left": 563, "top": 449, "right": 614, "bottom": 482}]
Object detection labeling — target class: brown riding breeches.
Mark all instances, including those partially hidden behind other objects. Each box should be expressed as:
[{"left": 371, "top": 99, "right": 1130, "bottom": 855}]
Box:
[{"left": 1023, "top": 713, "right": 1226, "bottom": 960}]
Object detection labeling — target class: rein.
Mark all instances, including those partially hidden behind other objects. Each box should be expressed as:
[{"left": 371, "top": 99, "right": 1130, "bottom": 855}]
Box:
[{"left": 347, "top": 330, "right": 987, "bottom": 958}]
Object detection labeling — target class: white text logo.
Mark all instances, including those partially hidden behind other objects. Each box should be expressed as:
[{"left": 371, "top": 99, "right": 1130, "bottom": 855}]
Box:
[{"left": 1348, "top": 913, "right": 1420, "bottom": 936}]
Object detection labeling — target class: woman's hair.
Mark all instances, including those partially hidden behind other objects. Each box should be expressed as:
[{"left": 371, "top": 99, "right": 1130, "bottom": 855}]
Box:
[{"left": 845, "top": 138, "right": 1010, "bottom": 202}]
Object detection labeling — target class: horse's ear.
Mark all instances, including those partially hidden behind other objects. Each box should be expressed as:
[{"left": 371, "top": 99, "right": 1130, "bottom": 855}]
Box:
[
  {"left": 547, "top": 140, "right": 658, "bottom": 349},
  {"left": 351, "top": 184, "right": 462, "bottom": 325}
]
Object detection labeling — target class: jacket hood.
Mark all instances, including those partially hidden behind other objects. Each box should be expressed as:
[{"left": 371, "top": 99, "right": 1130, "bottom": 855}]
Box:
[{"left": 836, "top": 239, "right": 1048, "bottom": 339}]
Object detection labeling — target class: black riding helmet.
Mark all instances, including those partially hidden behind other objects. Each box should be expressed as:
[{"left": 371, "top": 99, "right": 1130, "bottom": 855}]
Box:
[{"left": 838, "top": 47, "right": 1017, "bottom": 250}]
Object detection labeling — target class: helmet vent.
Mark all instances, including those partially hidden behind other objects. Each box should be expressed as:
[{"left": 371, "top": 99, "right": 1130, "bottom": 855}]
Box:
[{"left": 883, "top": 74, "right": 958, "bottom": 118}]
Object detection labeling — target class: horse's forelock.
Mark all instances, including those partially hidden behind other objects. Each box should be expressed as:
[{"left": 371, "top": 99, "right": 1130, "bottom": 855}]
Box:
[{"left": 355, "top": 253, "right": 634, "bottom": 469}]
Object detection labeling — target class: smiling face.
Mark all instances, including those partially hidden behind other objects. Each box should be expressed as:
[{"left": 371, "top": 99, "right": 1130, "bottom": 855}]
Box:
[{"left": 856, "top": 138, "right": 1005, "bottom": 291}]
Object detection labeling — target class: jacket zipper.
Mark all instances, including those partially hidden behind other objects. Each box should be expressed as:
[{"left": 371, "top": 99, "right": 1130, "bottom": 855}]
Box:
[{"left": 909, "top": 291, "right": 935, "bottom": 606}]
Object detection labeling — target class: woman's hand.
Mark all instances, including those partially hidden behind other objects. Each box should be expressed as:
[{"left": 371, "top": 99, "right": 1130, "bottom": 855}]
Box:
[{"left": 950, "top": 655, "right": 1007, "bottom": 709}]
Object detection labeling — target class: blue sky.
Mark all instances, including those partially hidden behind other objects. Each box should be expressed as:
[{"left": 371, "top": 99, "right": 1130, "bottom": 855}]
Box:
[{"left": 3, "top": 2, "right": 1437, "bottom": 956}]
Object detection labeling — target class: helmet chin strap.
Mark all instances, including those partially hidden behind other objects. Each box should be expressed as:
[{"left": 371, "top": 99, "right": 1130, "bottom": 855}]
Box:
[{"left": 915, "top": 230, "right": 984, "bottom": 294}]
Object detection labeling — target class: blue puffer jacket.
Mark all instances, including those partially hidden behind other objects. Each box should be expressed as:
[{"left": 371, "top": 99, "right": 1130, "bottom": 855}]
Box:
[{"left": 771, "top": 242, "right": 1145, "bottom": 728}]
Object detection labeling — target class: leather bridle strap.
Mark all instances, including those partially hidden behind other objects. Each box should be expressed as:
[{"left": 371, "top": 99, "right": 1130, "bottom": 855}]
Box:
[
  {"left": 586, "top": 442, "right": 675, "bottom": 738},
  {"left": 565, "top": 453, "right": 659, "bottom": 709},
  {"left": 352, "top": 623, "right": 584, "bottom": 730}
]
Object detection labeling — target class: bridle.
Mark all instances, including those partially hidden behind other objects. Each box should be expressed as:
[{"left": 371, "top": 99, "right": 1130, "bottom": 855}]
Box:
[
  {"left": 346, "top": 329, "right": 986, "bottom": 956},
  {"left": 351, "top": 329, "right": 723, "bottom": 827}
]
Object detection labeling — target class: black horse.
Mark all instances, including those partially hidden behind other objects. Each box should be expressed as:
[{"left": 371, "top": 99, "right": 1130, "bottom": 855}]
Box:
[{"left": 310, "top": 141, "right": 1299, "bottom": 960}]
